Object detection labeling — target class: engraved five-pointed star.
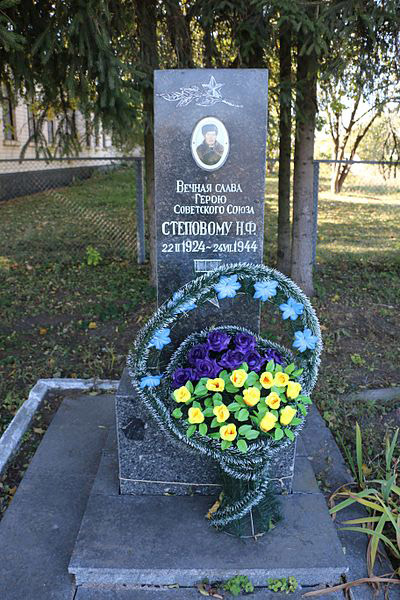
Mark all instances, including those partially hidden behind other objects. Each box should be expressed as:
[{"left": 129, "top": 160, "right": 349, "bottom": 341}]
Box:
[{"left": 202, "top": 76, "right": 224, "bottom": 98}]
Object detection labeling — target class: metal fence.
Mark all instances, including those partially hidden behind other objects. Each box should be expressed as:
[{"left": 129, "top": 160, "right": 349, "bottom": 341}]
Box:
[
  {"left": 0, "top": 156, "right": 146, "bottom": 264},
  {"left": 0, "top": 156, "right": 398, "bottom": 267}
]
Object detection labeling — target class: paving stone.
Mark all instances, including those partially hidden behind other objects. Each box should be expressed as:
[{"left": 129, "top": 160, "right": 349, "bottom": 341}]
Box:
[{"left": 0, "top": 394, "right": 115, "bottom": 600}]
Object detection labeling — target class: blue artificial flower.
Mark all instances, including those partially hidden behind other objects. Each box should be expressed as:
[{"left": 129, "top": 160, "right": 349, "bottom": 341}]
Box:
[
  {"left": 214, "top": 274, "right": 241, "bottom": 299},
  {"left": 253, "top": 280, "right": 278, "bottom": 301},
  {"left": 279, "top": 297, "right": 304, "bottom": 321},
  {"left": 148, "top": 328, "right": 171, "bottom": 350},
  {"left": 293, "top": 328, "right": 318, "bottom": 352},
  {"left": 140, "top": 374, "right": 162, "bottom": 388},
  {"left": 173, "top": 300, "right": 196, "bottom": 314}
]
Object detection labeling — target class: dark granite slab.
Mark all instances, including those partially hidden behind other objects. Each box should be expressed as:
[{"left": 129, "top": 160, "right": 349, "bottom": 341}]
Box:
[{"left": 154, "top": 68, "right": 269, "bottom": 336}]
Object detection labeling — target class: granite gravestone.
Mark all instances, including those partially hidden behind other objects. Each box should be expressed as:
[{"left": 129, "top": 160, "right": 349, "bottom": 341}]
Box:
[
  {"left": 117, "top": 69, "right": 296, "bottom": 496},
  {"left": 154, "top": 69, "right": 268, "bottom": 337}
]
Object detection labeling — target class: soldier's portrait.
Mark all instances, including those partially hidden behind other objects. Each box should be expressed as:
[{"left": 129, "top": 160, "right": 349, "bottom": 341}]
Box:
[{"left": 191, "top": 117, "right": 229, "bottom": 171}]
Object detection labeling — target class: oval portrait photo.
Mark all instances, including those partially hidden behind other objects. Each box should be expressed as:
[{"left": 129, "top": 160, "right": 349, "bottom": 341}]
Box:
[{"left": 191, "top": 117, "right": 229, "bottom": 172}]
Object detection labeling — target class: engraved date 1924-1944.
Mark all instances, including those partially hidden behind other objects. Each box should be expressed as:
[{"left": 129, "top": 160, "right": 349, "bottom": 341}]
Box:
[{"left": 161, "top": 240, "right": 258, "bottom": 254}]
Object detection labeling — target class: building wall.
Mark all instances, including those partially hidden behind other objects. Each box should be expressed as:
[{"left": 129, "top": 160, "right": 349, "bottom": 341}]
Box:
[{"left": 0, "top": 96, "right": 118, "bottom": 172}]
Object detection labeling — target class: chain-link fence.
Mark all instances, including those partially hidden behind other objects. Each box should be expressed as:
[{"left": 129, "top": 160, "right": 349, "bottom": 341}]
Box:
[
  {"left": 1, "top": 156, "right": 398, "bottom": 267},
  {"left": 0, "top": 156, "right": 145, "bottom": 264}
]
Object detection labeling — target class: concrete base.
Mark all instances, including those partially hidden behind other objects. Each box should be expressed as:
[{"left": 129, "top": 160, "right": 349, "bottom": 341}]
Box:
[
  {"left": 1, "top": 391, "right": 398, "bottom": 599},
  {"left": 70, "top": 402, "right": 348, "bottom": 588}
]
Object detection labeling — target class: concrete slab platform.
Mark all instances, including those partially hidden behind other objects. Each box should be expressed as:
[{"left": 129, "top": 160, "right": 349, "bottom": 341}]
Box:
[
  {"left": 75, "top": 584, "right": 343, "bottom": 599},
  {"left": 0, "top": 394, "right": 115, "bottom": 600}
]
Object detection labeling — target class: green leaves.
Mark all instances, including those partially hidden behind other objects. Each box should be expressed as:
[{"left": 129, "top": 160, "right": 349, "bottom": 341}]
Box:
[
  {"left": 198, "top": 423, "right": 208, "bottom": 436},
  {"left": 193, "top": 380, "right": 208, "bottom": 397},
  {"left": 244, "top": 371, "right": 259, "bottom": 387},
  {"left": 237, "top": 408, "right": 249, "bottom": 422},
  {"left": 186, "top": 424, "right": 196, "bottom": 438},
  {"left": 237, "top": 439, "right": 248, "bottom": 453},
  {"left": 172, "top": 407, "right": 182, "bottom": 419}
]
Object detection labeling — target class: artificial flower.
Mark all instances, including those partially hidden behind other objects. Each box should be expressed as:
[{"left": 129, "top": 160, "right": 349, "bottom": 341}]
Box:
[
  {"left": 279, "top": 297, "right": 304, "bottom": 321},
  {"left": 264, "top": 348, "right": 284, "bottom": 365},
  {"left": 173, "top": 386, "right": 191, "bottom": 403},
  {"left": 213, "top": 404, "right": 230, "bottom": 423},
  {"left": 280, "top": 406, "right": 297, "bottom": 425},
  {"left": 187, "top": 343, "right": 209, "bottom": 365},
  {"left": 171, "top": 367, "right": 195, "bottom": 390},
  {"left": 266, "top": 392, "right": 281, "bottom": 409},
  {"left": 219, "top": 349, "right": 246, "bottom": 370},
  {"left": 253, "top": 280, "right": 278, "bottom": 301},
  {"left": 260, "top": 371, "right": 274, "bottom": 389},
  {"left": 220, "top": 423, "right": 237, "bottom": 441},
  {"left": 194, "top": 357, "right": 220, "bottom": 379},
  {"left": 259, "top": 412, "right": 278, "bottom": 432},
  {"left": 243, "top": 387, "right": 261, "bottom": 407},
  {"left": 206, "top": 377, "right": 225, "bottom": 392},
  {"left": 188, "top": 406, "right": 205, "bottom": 424},
  {"left": 286, "top": 381, "right": 302, "bottom": 399},
  {"left": 173, "top": 299, "right": 196, "bottom": 314},
  {"left": 274, "top": 372, "right": 290, "bottom": 387},
  {"left": 293, "top": 328, "right": 318, "bottom": 352},
  {"left": 148, "top": 327, "right": 171, "bottom": 350},
  {"left": 207, "top": 330, "right": 231, "bottom": 352},
  {"left": 230, "top": 369, "right": 248, "bottom": 388},
  {"left": 168, "top": 291, "right": 196, "bottom": 314},
  {"left": 214, "top": 274, "right": 241, "bottom": 299},
  {"left": 233, "top": 332, "right": 256, "bottom": 353},
  {"left": 246, "top": 350, "right": 264, "bottom": 372},
  {"left": 140, "top": 375, "right": 162, "bottom": 389}
]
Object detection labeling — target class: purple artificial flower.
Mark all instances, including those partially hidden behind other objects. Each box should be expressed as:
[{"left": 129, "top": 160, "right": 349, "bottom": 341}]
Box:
[
  {"left": 245, "top": 350, "right": 265, "bottom": 372},
  {"left": 264, "top": 348, "right": 284, "bottom": 366},
  {"left": 219, "top": 349, "right": 247, "bottom": 370},
  {"left": 187, "top": 343, "right": 209, "bottom": 366},
  {"left": 194, "top": 357, "right": 220, "bottom": 379},
  {"left": 207, "top": 330, "right": 231, "bottom": 352},
  {"left": 171, "top": 367, "right": 195, "bottom": 390},
  {"left": 233, "top": 332, "right": 256, "bottom": 354}
]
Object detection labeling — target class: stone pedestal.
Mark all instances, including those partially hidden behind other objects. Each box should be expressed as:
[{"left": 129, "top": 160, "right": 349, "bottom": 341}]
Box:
[{"left": 117, "top": 369, "right": 296, "bottom": 496}]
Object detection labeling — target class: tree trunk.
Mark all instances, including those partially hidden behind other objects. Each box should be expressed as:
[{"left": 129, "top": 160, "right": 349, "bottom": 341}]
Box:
[
  {"left": 291, "top": 43, "right": 317, "bottom": 297},
  {"left": 135, "top": 0, "right": 159, "bottom": 284},
  {"left": 277, "top": 21, "right": 292, "bottom": 275}
]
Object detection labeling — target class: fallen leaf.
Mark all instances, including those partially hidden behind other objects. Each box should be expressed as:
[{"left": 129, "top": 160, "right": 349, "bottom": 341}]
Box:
[
  {"left": 33, "top": 427, "right": 45, "bottom": 435},
  {"left": 39, "top": 327, "right": 48, "bottom": 336},
  {"left": 88, "top": 321, "right": 97, "bottom": 329},
  {"left": 206, "top": 493, "right": 223, "bottom": 519}
]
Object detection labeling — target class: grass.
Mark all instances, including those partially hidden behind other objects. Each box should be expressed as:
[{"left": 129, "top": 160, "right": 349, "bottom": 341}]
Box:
[{"left": 0, "top": 165, "right": 399, "bottom": 515}]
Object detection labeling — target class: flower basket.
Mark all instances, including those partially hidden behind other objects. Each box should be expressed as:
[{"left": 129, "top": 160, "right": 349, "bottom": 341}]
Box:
[{"left": 128, "top": 263, "right": 322, "bottom": 537}]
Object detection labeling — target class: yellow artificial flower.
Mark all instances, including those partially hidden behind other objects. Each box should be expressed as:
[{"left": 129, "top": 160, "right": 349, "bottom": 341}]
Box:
[
  {"left": 274, "top": 372, "right": 290, "bottom": 387},
  {"left": 260, "top": 412, "right": 278, "bottom": 432},
  {"left": 220, "top": 423, "right": 237, "bottom": 441},
  {"left": 230, "top": 369, "right": 248, "bottom": 388},
  {"left": 188, "top": 407, "right": 205, "bottom": 424},
  {"left": 173, "top": 386, "right": 191, "bottom": 403},
  {"left": 260, "top": 371, "right": 274, "bottom": 389},
  {"left": 206, "top": 378, "right": 225, "bottom": 392},
  {"left": 266, "top": 392, "right": 281, "bottom": 410},
  {"left": 286, "top": 381, "right": 302, "bottom": 399},
  {"left": 280, "top": 406, "right": 297, "bottom": 426},
  {"left": 213, "top": 404, "right": 230, "bottom": 423},
  {"left": 243, "top": 386, "right": 261, "bottom": 407}
]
